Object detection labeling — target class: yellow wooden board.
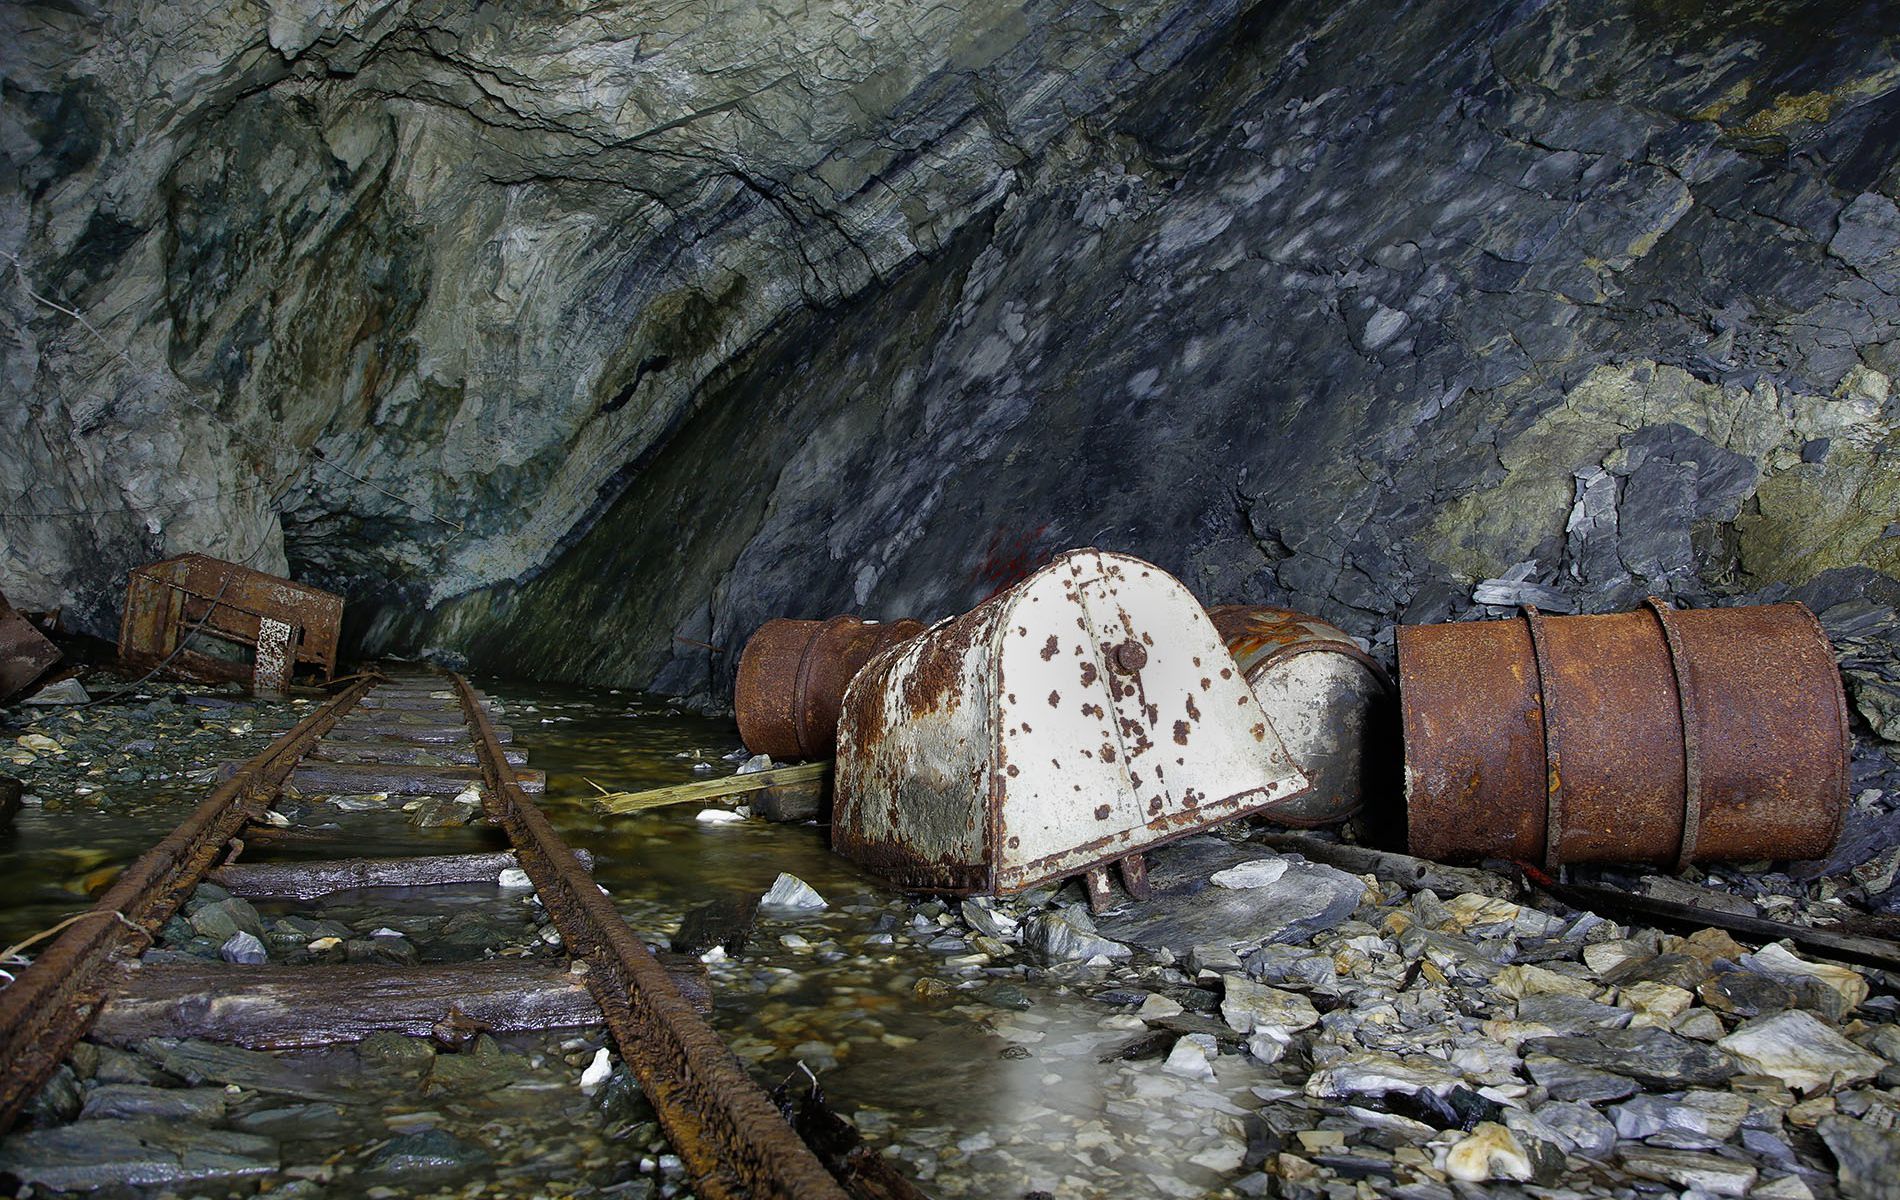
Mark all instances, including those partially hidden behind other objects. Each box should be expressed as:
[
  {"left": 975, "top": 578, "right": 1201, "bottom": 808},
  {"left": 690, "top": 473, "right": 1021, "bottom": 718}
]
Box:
[{"left": 591, "top": 760, "right": 832, "bottom": 814}]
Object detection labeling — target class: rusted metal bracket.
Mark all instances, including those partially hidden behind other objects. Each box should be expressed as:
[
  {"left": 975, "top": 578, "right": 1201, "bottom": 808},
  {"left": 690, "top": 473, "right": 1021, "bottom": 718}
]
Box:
[
  {"left": 0, "top": 673, "right": 379, "bottom": 1130},
  {"left": 0, "top": 589, "right": 61, "bottom": 703},
  {"left": 1533, "top": 878, "right": 1900, "bottom": 975},
  {"left": 1082, "top": 853, "right": 1152, "bottom": 914},
  {"left": 449, "top": 673, "right": 856, "bottom": 1200}
]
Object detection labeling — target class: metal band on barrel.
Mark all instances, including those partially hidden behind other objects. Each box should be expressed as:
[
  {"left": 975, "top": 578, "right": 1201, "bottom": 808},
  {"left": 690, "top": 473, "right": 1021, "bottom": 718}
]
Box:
[
  {"left": 1644, "top": 597, "right": 1704, "bottom": 872},
  {"left": 1520, "top": 605, "right": 1566, "bottom": 873}
]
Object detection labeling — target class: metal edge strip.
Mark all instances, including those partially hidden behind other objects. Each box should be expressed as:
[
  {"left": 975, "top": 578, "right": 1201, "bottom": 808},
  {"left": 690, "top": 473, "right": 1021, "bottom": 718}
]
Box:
[
  {"left": 1519, "top": 605, "right": 1566, "bottom": 873},
  {"left": 1644, "top": 597, "right": 1704, "bottom": 872}
]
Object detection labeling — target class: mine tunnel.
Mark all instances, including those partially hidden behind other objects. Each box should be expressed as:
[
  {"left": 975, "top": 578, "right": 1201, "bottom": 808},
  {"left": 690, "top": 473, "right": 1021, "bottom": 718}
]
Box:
[{"left": 3, "top": 1, "right": 1900, "bottom": 1197}]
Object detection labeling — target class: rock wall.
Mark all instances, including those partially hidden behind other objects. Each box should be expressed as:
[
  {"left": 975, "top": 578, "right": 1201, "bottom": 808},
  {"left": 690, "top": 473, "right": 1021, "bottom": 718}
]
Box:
[
  {"left": 7, "top": 1, "right": 1900, "bottom": 706},
  {"left": 3, "top": 0, "right": 1245, "bottom": 626}
]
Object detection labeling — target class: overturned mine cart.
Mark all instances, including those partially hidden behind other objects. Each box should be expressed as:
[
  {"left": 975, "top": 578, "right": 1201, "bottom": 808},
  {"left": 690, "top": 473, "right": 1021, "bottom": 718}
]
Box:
[
  {"left": 833, "top": 548, "right": 1310, "bottom": 903},
  {"left": 118, "top": 554, "right": 343, "bottom": 691}
]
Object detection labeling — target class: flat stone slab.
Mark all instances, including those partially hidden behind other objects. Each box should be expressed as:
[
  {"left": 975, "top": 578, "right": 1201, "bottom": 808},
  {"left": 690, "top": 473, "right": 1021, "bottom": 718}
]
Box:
[
  {"left": 1093, "top": 836, "right": 1365, "bottom": 953},
  {"left": 0, "top": 1119, "right": 277, "bottom": 1189}
]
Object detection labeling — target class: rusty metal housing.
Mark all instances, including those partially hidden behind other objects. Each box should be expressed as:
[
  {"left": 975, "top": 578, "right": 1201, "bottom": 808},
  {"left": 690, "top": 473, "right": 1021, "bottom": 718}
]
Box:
[
  {"left": 118, "top": 554, "right": 343, "bottom": 691},
  {"left": 735, "top": 616, "right": 925, "bottom": 760},
  {"left": 0, "top": 590, "right": 61, "bottom": 703},
  {"left": 833, "top": 549, "right": 1310, "bottom": 896},
  {"left": 1206, "top": 605, "right": 1391, "bottom": 827},
  {"left": 1398, "top": 599, "right": 1850, "bottom": 868}
]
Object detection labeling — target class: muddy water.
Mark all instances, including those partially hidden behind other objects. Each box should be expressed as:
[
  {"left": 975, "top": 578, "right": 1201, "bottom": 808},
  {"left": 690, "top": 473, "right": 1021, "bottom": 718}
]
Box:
[{"left": 2, "top": 680, "right": 1263, "bottom": 1199}]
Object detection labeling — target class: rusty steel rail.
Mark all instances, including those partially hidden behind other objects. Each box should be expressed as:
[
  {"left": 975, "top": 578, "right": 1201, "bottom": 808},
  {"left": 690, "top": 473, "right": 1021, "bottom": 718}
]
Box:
[
  {"left": 0, "top": 672, "right": 380, "bottom": 1129},
  {"left": 447, "top": 673, "right": 852, "bottom": 1200}
]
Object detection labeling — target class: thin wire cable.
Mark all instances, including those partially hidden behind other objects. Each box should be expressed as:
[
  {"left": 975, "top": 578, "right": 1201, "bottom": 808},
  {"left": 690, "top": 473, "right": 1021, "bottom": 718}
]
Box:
[
  {"left": 0, "top": 909, "right": 141, "bottom": 967},
  {"left": 3, "top": 250, "right": 464, "bottom": 531},
  {"left": 0, "top": 480, "right": 277, "bottom": 520}
]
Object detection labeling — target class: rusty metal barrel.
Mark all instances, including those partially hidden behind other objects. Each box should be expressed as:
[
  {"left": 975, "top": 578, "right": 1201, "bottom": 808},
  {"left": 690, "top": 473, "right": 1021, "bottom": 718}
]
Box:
[
  {"left": 1398, "top": 599, "right": 1850, "bottom": 869},
  {"left": 735, "top": 616, "right": 926, "bottom": 760},
  {"left": 1206, "top": 605, "right": 1391, "bottom": 827}
]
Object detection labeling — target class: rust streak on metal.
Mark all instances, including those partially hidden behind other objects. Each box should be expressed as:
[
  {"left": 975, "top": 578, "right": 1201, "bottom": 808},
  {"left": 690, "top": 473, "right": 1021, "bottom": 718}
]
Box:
[
  {"left": 0, "top": 673, "right": 379, "bottom": 1130},
  {"left": 450, "top": 673, "right": 851, "bottom": 1200}
]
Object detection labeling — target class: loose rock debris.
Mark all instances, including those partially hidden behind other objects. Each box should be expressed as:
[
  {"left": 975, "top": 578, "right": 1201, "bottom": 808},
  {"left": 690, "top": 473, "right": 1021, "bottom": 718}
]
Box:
[
  {"left": 7, "top": 559, "right": 1900, "bottom": 1199},
  {"left": 5, "top": 673, "right": 1900, "bottom": 1200}
]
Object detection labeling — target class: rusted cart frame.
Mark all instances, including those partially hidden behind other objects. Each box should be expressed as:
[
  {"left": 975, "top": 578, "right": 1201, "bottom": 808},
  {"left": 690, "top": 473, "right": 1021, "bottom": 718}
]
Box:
[
  {"left": 0, "top": 674, "right": 379, "bottom": 1129},
  {"left": 118, "top": 554, "right": 344, "bottom": 688},
  {"left": 450, "top": 673, "right": 851, "bottom": 1200}
]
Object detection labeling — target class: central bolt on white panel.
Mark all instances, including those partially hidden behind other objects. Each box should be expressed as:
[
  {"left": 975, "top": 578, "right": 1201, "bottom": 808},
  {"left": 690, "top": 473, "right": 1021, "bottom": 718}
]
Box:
[{"left": 833, "top": 548, "right": 1311, "bottom": 895}]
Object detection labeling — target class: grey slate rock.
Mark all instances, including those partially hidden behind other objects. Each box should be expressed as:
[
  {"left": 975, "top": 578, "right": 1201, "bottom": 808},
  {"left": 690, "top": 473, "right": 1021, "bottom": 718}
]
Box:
[
  {"left": 1610, "top": 1090, "right": 1748, "bottom": 1147},
  {"left": 1819, "top": 1113, "right": 1900, "bottom": 1200},
  {"left": 1522, "top": 1027, "right": 1737, "bottom": 1088},
  {"left": 19, "top": 1065, "right": 81, "bottom": 1126},
  {"left": 79, "top": 1085, "right": 230, "bottom": 1122},
  {"left": 145, "top": 1039, "right": 355, "bottom": 1102},
  {"left": 1523, "top": 1054, "right": 1639, "bottom": 1103},
  {"left": 1094, "top": 837, "right": 1364, "bottom": 953},
  {"left": 187, "top": 897, "right": 264, "bottom": 944},
  {"left": 1516, "top": 992, "right": 1631, "bottom": 1031},
  {"left": 1617, "top": 1145, "right": 1758, "bottom": 1196},
  {"left": 220, "top": 930, "right": 268, "bottom": 964},
  {"left": 0, "top": 1120, "right": 277, "bottom": 1189},
  {"left": 368, "top": 1128, "right": 492, "bottom": 1176},
  {"left": 1532, "top": 1101, "right": 1617, "bottom": 1159},
  {"left": 1023, "top": 911, "right": 1130, "bottom": 963}
]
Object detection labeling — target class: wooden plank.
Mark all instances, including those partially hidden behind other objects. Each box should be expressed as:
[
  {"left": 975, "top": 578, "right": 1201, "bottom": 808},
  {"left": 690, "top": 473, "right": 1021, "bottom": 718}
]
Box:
[
  {"left": 594, "top": 762, "right": 832, "bottom": 815},
  {"left": 309, "top": 742, "right": 528, "bottom": 767},
  {"left": 323, "top": 722, "right": 513, "bottom": 745},
  {"left": 286, "top": 761, "right": 545, "bottom": 796},
  {"left": 93, "top": 958, "right": 710, "bottom": 1049},
  {"left": 209, "top": 850, "right": 592, "bottom": 900},
  {"left": 335, "top": 707, "right": 485, "bottom": 727}
]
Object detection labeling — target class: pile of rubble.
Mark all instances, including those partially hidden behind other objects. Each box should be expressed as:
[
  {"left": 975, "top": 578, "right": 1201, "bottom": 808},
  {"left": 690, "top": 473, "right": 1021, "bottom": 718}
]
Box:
[{"left": 823, "top": 830, "right": 1899, "bottom": 1198}]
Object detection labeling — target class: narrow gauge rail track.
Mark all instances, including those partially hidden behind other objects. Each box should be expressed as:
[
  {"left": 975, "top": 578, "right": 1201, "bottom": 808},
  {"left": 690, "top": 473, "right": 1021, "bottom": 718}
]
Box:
[{"left": 0, "top": 670, "right": 912, "bottom": 1200}]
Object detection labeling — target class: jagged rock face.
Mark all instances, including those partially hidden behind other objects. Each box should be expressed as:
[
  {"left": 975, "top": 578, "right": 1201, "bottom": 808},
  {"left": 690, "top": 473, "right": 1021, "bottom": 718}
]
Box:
[
  {"left": 3, "top": 0, "right": 1244, "bottom": 627},
  {"left": 6, "top": 1, "right": 1900, "bottom": 701}
]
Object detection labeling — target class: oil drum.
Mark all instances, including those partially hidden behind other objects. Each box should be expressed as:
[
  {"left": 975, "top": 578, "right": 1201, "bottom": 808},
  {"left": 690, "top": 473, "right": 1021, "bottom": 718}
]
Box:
[
  {"left": 735, "top": 616, "right": 926, "bottom": 760},
  {"left": 1398, "top": 599, "right": 1849, "bottom": 868}
]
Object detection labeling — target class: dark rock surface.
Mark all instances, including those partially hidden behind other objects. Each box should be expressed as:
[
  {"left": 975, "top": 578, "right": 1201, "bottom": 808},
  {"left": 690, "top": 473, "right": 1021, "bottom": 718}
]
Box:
[
  {"left": 392, "top": 0, "right": 1900, "bottom": 703},
  {"left": 4, "top": 0, "right": 1899, "bottom": 707}
]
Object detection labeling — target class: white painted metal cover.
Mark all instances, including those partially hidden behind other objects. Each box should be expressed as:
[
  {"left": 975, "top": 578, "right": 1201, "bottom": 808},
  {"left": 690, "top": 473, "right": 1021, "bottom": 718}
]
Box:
[{"left": 833, "top": 549, "right": 1310, "bottom": 895}]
